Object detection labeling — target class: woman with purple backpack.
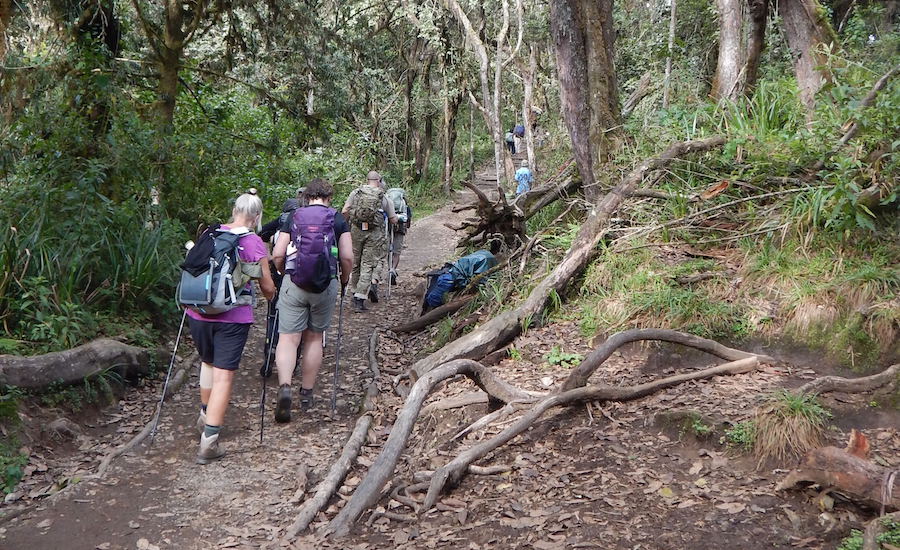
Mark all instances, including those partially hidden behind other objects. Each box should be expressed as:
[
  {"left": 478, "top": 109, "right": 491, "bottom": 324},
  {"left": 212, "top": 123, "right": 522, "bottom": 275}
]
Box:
[{"left": 270, "top": 179, "right": 353, "bottom": 423}]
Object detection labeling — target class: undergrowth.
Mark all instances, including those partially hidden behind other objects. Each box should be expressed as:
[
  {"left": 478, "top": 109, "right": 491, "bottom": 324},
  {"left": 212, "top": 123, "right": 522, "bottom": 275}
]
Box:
[{"left": 838, "top": 516, "right": 900, "bottom": 550}]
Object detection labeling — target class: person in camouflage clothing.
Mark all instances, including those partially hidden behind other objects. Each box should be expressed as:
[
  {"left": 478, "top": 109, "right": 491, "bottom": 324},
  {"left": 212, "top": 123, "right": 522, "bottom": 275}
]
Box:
[{"left": 342, "top": 170, "right": 397, "bottom": 311}]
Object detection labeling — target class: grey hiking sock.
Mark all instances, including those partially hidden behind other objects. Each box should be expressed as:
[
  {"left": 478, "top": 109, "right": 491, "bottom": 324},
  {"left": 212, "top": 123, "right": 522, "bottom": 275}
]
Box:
[{"left": 203, "top": 424, "right": 221, "bottom": 438}]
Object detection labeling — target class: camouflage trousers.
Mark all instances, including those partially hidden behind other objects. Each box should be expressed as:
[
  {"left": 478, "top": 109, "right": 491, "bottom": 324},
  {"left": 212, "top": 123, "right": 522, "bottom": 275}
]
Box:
[{"left": 350, "top": 225, "right": 387, "bottom": 301}]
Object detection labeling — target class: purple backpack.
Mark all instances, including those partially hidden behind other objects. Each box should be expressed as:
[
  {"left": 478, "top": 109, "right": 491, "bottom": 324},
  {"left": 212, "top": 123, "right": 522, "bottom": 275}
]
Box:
[{"left": 289, "top": 206, "right": 337, "bottom": 293}]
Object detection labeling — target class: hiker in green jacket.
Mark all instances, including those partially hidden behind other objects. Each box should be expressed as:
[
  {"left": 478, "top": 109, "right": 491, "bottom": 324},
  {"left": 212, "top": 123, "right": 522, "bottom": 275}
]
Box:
[{"left": 342, "top": 171, "right": 398, "bottom": 312}]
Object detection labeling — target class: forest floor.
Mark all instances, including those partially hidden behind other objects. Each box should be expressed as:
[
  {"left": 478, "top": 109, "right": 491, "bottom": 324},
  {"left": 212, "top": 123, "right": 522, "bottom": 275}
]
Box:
[{"left": 2, "top": 160, "right": 899, "bottom": 550}]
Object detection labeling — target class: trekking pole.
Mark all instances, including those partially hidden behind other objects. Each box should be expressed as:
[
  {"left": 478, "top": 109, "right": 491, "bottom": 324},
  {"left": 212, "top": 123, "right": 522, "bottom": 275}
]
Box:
[
  {"left": 149, "top": 308, "right": 188, "bottom": 445},
  {"left": 259, "top": 307, "right": 278, "bottom": 444},
  {"left": 386, "top": 225, "right": 394, "bottom": 302},
  {"left": 331, "top": 286, "right": 346, "bottom": 414}
]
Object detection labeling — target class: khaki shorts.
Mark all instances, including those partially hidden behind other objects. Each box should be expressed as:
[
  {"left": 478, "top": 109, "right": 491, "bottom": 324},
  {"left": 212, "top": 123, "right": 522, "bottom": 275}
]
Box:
[
  {"left": 277, "top": 278, "right": 338, "bottom": 334},
  {"left": 391, "top": 231, "right": 405, "bottom": 254}
]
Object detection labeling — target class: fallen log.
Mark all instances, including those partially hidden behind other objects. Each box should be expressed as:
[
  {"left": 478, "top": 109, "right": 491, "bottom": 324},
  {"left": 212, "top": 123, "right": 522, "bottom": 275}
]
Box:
[
  {"left": 423, "top": 356, "right": 758, "bottom": 509},
  {"left": 796, "top": 363, "right": 899, "bottom": 396},
  {"left": 284, "top": 330, "right": 383, "bottom": 539},
  {"left": 392, "top": 296, "right": 475, "bottom": 334},
  {"left": 0, "top": 338, "right": 150, "bottom": 389},
  {"left": 776, "top": 446, "right": 899, "bottom": 511},
  {"left": 410, "top": 136, "right": 727, "bottom": 380}
]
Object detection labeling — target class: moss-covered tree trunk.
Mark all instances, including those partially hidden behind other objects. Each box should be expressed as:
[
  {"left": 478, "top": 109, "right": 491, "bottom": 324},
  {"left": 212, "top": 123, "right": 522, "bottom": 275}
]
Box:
[{"left": 778, "top": 0, "right": 837, "bottom": 111}]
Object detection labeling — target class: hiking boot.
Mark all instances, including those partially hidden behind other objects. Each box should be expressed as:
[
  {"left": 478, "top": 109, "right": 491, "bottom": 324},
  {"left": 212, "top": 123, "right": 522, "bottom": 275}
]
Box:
[
  {"left": 196, "top": 433, "right": 225, "bottom": 465},
  {"left": 195, "top": 409, "right": 207, "bottom": 434},
  {"left": 299, "top": 388, "right": 314, "bottom": 412},
  {"left": 274, "top": 384, "right": 292, "bottom": 423},
  {"left": 352, "top": 297, "right": 367, "bottom": 312},
  {"left": 368, "top": 283, "right": 379, "bottom": 303},
  {"left": 390, "top": 271, "right": 398, "bottom": 286}
]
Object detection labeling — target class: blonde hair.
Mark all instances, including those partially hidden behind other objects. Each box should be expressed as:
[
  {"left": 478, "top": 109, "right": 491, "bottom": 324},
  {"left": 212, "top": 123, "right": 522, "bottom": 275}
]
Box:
[{"left": 232, "top": 192, "right": 263, "bottom": 232}]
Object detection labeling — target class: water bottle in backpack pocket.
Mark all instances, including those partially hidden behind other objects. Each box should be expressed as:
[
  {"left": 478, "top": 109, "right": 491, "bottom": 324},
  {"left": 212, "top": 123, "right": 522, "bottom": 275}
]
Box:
[
  {"left": 289, "top": 206, "right": 338, "bottom": 293},
  {"left": 177, "top": 225, "right": 255, "bottom": 315}
]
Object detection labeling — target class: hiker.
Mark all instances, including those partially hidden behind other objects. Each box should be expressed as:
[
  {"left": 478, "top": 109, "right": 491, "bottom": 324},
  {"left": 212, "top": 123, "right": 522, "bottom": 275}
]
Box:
[
  {"left": 513, "top": 123, "right": 525, "bottom": 153},
  {"left": 515, "top": 160, "right": 534, "bottom": 195},
  {"left": 271, "top": 178, "right": 352, "bottom": 422},
  {"left": 342, "top": 170, "right": 398, "bottom": 312},
  {"left": 385, "top": 185, "right": 412, "bottom": 285},
  {"left": 189, "top": 192, "right": 276, "bottom": 464},
  {"left": 504, "top": 127, "right": 516, "bottom": 155},
  {"left": 260, "top": 187, "right": 307, "bottom": 243}
]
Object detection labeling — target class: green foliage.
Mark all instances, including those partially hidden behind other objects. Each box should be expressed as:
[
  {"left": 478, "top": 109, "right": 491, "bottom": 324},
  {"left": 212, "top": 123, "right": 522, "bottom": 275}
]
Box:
[
  {"left": 838, "top": 516, "right": 900, "bottom": 550},
  {"left": 675, "top": 413, "right": 716, "bottom": 440},
  {"left": 544, "top": 346, "right": 583, "bottom": 368},
  {"left": 0, "top": 439, "right": 28, "bottom": 494},
  {"left": 39, "top": 370, "right": 121, "bottom": 411},
  {"left": 769, "top": 390, "right": 832, "bottom": 424},
  {"left": 507, "top": 347, "right": 523, "bottom": 361},
  {"left": 724, "top": 421, "right": 756, "bottom": 452}
]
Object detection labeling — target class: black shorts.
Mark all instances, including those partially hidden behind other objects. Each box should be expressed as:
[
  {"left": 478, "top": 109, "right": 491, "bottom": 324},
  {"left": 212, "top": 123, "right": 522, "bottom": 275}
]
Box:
[{"left": 188, "top": 318, "right": 251, "bottom": 371}]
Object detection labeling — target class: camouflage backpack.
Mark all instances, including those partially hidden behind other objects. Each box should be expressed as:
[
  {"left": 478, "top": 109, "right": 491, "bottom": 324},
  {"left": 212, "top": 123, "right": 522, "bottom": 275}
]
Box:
[{"left": 346, "top": 185, "right": 385, "bottom": 228}]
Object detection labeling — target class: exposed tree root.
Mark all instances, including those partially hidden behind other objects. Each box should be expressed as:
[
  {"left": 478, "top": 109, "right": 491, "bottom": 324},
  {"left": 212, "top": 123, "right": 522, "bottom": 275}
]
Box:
[
  {"left": 410, "top": 136, "right": 727, "bottom": 381},
  {"left": 0, "top": 338, "right": 150, "bottom": 389},
  {"left": 421, "top": 391, "right": 488, "bottom": 414},
  {"left": 95, "top": 366, "right": 189, "bottom": 479},
  {"left": 284, "top": 330, "right": 382, "bottom": 539},
  {"left": 324, "top": 358, "right": 529, "bottom": 537},
  {"left": 393, "top": 296, "right": 475, "bottom": 333},
  {"left": 796, "top": 363, "right": 899, "bottom": 396},
  {"left": 422, "top": 356, "right": 758, "bottom": 510},
  {"left": 562, "top": 328, "right": 772, "bottom": 391}
]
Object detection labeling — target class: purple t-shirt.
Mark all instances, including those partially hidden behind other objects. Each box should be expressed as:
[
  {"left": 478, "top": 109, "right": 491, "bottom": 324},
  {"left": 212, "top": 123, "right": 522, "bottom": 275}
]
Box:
[{"left": 186, "top": 226, "right": 268, "bottom": 324}]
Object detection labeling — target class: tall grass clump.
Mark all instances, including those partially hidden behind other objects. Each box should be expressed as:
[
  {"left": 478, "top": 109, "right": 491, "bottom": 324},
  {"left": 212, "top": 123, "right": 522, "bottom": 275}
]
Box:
[{"left": 753, "top": 390, "right": 831, "bottom": 464}]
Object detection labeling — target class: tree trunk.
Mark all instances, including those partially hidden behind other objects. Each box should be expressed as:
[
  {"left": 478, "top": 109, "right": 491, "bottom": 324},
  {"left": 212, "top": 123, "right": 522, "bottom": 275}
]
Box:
[
  {"left": 522, "top": 46, "right": 537, "bottom": 172},
  {"left": 662, "top": 0, "right": 677, "bottom": 107},
  {"left": 551, "top": 0, "right": 622, "bottom": 201},
  {"left": 0, "top": 339, "right": 150, "bottom": 390},
  {"left": 712, "top": 0, "right": 746, "bottom": 101},
  {"left": 415, "top": 56, "right": 435, "bottom": 183},
  {"left": 551, "top": 0, "right": 592, "bottom": 192},
  {"left": 0, "top": 0, "right": 10, "bottom": 60},
  {"left": 778, "top": 0, "right": 837, "bottom": 111},
  {"left": 441, "top": 62, "right": 463, "bottom": 196},
  {"left": 744, "top": 0, "right": 768, "bottom": 94}
]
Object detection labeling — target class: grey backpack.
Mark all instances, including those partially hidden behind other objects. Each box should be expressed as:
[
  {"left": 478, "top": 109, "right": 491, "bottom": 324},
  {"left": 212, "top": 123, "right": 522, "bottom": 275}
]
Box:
[{"left": 177, "top": 226, "right": 255, "bottom": 315}]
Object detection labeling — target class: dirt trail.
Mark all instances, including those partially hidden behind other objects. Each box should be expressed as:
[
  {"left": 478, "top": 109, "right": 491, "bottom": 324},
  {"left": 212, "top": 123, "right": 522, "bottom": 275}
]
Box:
[
  {"left": 0, "top": 168, "right": 499, "bottom": 550},
  {"left": 6, "top": 157, "right": 898, "bottom": 550}
]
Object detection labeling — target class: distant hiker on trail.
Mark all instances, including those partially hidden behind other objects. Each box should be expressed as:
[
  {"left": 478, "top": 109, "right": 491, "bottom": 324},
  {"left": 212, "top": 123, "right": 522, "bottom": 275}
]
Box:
[
  {"left": 505, "top": 128, "right": 516, "bottom": 155},
  {"left": 515, "top": 160, "right": 534, "bottom": 195},
  {"left": 271, "top": 179, "right": 352, "bottom": 422},
  {"left": 259, "top": 187, "right": 307, "bottom": 243},
  {"left": 342, "top": 170, "right": 397, "bottom": 312},
  {"left": 186, "top": 192, "right": 276, "bottom": 465},
  {"left": 385, "top": 186, "right": 412, "bottom": 285}
]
